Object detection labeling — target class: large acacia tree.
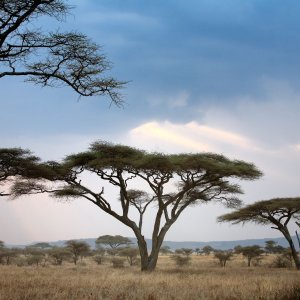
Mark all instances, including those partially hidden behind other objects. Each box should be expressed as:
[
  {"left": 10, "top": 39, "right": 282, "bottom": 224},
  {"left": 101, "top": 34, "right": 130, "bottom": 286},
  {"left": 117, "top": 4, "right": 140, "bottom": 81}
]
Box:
[
  {"left": 218, "top": 197, "right": 300, "bottom": 270},
  {"left": 0, "top": 0, "right": 125, "bottom": 104},
  {"left": 12, "top": 142, "right": 262, "bottom": 271}
]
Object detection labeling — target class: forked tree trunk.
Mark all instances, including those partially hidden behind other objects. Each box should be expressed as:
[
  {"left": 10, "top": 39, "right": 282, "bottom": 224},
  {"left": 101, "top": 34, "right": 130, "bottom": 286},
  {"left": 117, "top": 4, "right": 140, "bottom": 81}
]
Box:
[
  {"left": 136, "top": 235, "right": 162, "bottom": 272},
  {"left": 133, "top": 225, "right": 170, "bottom": 271}
]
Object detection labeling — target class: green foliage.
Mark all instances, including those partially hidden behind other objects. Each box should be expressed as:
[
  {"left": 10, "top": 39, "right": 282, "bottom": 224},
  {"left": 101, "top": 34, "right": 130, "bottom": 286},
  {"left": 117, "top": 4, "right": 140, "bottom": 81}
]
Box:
[
  {"left": 0, "top": 248, "right": 19, "bottom": 265},
  {"left": 237, "top": 245, "right": 264, "bottom": 267},
  {"left": 214, "top": 250, "right": 233, "bottom": 267},
  {"left": 160, "top": 245, "right": 173, "bottom": 255},
  {"left": 175, "top": 248, "right": 194, "bottom": 256},
  {"left": 93, "top": 255, "right": 105, "bottom": 265},
  {"left": 118, "top": 247, "right": 140, "bottom": 266},
  {"left": 171, "top": 255, "right": 191, "bottom": 267},
  {"left": 202, "top": 245, "right": 214, "bottom": 255},
  {"left": 0, "top": 148, "right": 41, "bottom": 196},
  {"left": 219, "top": 197, "right": 300, "bottom": 270},
  {"left": 218, "top": 197, "right": 300, "bottom": 225},
  {"left": 65, "top": 240, "right": 90, "bottom": 265},
  {"left": 48, "top": 247, "right": 71, "bottom": 265}
]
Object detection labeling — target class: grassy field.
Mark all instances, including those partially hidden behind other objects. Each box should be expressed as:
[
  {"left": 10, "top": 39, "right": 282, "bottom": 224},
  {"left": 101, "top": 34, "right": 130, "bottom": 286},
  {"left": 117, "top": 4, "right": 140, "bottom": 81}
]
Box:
[{"left": 0, "top": 255, "right": 299, "bottom": 300}]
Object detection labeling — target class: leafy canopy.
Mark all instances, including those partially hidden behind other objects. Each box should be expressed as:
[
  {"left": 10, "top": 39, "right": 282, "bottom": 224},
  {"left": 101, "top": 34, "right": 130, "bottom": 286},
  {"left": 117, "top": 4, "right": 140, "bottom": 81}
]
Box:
[{"left": 218, "top": 197, "right": 300, "bottom": 225}]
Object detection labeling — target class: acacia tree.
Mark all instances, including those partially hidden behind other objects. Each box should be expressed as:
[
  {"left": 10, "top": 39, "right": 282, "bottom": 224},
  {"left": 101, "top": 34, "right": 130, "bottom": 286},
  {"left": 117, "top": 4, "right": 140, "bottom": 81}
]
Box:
[
  {"left": 214, "top": 250, "right": 233, "bottom": 267},
  {"left": 95, "top": 235, "right": 132, "bottom": 250},
  {"left": 235, "top": 245, "right": 264, "bottom": 267},
  {"left": 65, "top": 240, "right": 90, "bottom": 265},
  {"left": 12, "top": 142, "right": 262, "bottom": 271},
  {"left": 218, "top": 197, "right": 300, "bottom": 270},
  {"left": 0, "top": 0, "right": 125, "bottom": 104}
]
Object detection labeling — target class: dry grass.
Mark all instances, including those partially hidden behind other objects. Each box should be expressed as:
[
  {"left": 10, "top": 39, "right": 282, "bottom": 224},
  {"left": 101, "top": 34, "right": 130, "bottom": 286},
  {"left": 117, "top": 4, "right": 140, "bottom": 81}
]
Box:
[{"left": 0, "top": 255, "right": 299, "bottom": 300}]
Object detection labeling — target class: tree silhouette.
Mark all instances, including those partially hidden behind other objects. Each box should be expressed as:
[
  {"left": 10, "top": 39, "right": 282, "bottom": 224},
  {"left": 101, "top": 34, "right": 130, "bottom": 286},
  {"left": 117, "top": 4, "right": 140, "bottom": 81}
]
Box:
[
  {"left": 0, "top": 148, "right": 40, "bottom": 196},
  {"left": 0, "top": 0, "right": 125, "bottom": 104}
]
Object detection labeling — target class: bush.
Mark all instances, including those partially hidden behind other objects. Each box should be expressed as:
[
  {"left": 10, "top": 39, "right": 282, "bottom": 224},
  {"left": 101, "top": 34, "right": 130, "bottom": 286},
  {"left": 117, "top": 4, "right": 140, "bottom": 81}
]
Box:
[
  {"left": 214, "top": 251, "right": 233, "bottom": 267},
  {"left": 170, "top": 255, "right": 191, "bottom": 267},
  {"left": 272, "top": 255, "right": 293, "bottom": 268},
  {"left": 93, "top": 255, "right": 105, "bottom": 265},
  {"left": 111, "top": 257, "right": 125, "bottom": 268}
]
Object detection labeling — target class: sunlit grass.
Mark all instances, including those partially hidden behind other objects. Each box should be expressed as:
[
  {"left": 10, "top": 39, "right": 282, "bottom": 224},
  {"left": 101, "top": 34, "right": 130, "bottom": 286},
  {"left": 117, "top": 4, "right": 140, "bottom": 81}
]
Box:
[{"left": 0, "top": 255, "right": 299, "bottom": 300}]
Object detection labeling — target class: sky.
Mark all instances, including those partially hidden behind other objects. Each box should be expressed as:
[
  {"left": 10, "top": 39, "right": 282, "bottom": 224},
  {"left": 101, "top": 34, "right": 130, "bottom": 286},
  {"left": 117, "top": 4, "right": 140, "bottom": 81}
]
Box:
[{"left": 1, "top": 0, "right": 300, "bottom": 245}]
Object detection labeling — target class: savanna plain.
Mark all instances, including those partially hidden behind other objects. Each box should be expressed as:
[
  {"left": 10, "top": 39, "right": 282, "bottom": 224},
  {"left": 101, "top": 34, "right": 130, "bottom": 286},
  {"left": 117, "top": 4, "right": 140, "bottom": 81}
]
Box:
[{"left": 0, "top": 254, "right": 299, "bottom": 300}]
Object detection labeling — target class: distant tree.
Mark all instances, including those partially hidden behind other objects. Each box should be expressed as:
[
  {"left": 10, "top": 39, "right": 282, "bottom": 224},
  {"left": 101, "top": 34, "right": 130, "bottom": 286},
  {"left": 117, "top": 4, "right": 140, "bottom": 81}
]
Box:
[
  {"left": 118, "top": 247, "right": 140, "bottom": 266},
  {"left": 175, "top": 248, "right": 194, "bottom": 256},
  {"left": 195, "top": 248, "right": 201, "bottom": 255},
  {"left": 93, "top": 248, "right": 106, "bottom": 265},
  {"left": 218, "top": 197, "right": 300, "bottom": 269},
  {"left": 65, "top": 240, "right": 90, "bottom": 265},
  {"left": 159, "top": 245, "right": 173, "bottom": 255},
  {"left": 171, "top": 254, "right": 191, "bottom": 267},
  {"left": 236, "top": 245, "right": 264, "bottom": 267},
  {"left": 0, "top": 0, "right": 125, "bottom": 104},
  {"left": 202, "top": 245, "right": 214, "bottom": 255},
  {"left": 48, "top": 247, "right": 71, "bottom": 265},
  {"left": 264, "top": 240, "right": 285, "bottom": 255},
  {"left": 95, "top": 235, "right": 132, "bottom": 249},
  {"left": 110, "top": 257, "right": 125, "bottom": 268},
  {"left": 272, "top": 249, "right": 294, "bottom": 268},
  {"left": 31, "top": 242, "right": 52, "bottom": 249},
  {"left": 0, "top": 241, "right": 4, "bottom": 248},
  {"left": 265, "top": 240, "right": 277, "bottom": 254},
  {"left": 214, "top": 250, "right": 233, "bottom": 267},
  {"left": 0, "top": 247, "right": 19, "bottom": 265},
  {"left": 234, "top": 245, "right": 243, "bottom": 254},
  {"left": 24, "top": 247, "right": 46, "bottom": 266},
  {"left": 11, "top": 142, "right": 262, "bottom": 271}
]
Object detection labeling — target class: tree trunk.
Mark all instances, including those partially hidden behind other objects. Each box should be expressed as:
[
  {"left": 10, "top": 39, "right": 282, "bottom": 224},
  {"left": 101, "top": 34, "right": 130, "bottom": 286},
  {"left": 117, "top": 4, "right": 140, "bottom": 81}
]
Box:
[
  {"left": 247, "top": 257, "right": 251, "bottom": 267},
  {"left": 282, "top": 227, "right": 300, "bottom": 270},
  {"left": 134, "top": 226, "right": 168, "bottom": 271}
]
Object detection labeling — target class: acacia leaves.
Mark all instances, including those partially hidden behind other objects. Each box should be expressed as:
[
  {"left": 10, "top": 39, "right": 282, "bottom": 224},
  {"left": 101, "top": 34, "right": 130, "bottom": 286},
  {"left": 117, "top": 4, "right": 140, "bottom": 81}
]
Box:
[{"left": 218, "top": 197, "right": 300, "bottom": 225}]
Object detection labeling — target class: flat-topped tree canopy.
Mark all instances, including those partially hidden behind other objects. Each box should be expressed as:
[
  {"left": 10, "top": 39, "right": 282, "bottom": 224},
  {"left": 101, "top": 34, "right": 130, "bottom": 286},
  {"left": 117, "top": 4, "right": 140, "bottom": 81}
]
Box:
[
  {"left": 62, "top": 141, "right": 262, "bottom": 177},
  {"left": 11, "top": 141, "right": 262, "bottom": 271},
  {"left": 218, "top": 197, "right": 300, "bottom": 225}
]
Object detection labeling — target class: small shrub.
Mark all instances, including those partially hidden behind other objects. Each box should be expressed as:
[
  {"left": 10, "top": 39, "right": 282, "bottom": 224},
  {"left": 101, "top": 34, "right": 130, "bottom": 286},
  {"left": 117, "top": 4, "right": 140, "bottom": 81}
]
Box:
[
  {"left": 111, "top": 257, "right": 125, "bottom": 268},
  {"left": 14, "top": 257, "right": 27, "bottom": 267},
  {"left": 214, "top": 251, "right": 233, "bottom": 267},
  {"left": 94, "top": 255, "right": 105, "bottom": 265},
  {"left": 272, "top": 255, "right": 293, "bottom": 268},
  {"left": 170, "top": 255, "right": 191, "bottom": 267}
]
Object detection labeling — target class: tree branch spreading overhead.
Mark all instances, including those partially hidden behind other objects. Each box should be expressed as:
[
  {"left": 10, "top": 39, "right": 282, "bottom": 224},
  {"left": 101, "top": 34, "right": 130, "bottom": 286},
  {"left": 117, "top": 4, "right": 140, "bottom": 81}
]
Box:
[
  {"left": 0, "top": 0, "right": 126, "bottom": 105},
  {"left": 10, "top": 141, "right": 262, "bottom": 271}
]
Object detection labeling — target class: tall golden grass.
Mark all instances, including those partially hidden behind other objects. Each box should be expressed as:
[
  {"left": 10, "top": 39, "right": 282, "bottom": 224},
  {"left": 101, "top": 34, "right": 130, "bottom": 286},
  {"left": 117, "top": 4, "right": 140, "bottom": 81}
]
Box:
[{"left": 0, "top": 255, "right": 299, "bottom": 300}]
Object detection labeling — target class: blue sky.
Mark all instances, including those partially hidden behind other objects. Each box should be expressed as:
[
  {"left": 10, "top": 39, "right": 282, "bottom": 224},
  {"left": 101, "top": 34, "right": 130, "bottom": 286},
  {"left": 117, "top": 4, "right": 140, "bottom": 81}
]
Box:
[{"left": 1, "top": 0, "right": 300, "bottom": 244}]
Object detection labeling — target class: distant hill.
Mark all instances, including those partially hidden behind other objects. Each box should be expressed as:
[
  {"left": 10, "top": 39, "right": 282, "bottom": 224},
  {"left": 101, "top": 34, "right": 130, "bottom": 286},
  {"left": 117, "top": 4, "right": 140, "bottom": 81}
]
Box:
[{"left": 7, "top": 235, "right": 299, "bottom": 251}]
